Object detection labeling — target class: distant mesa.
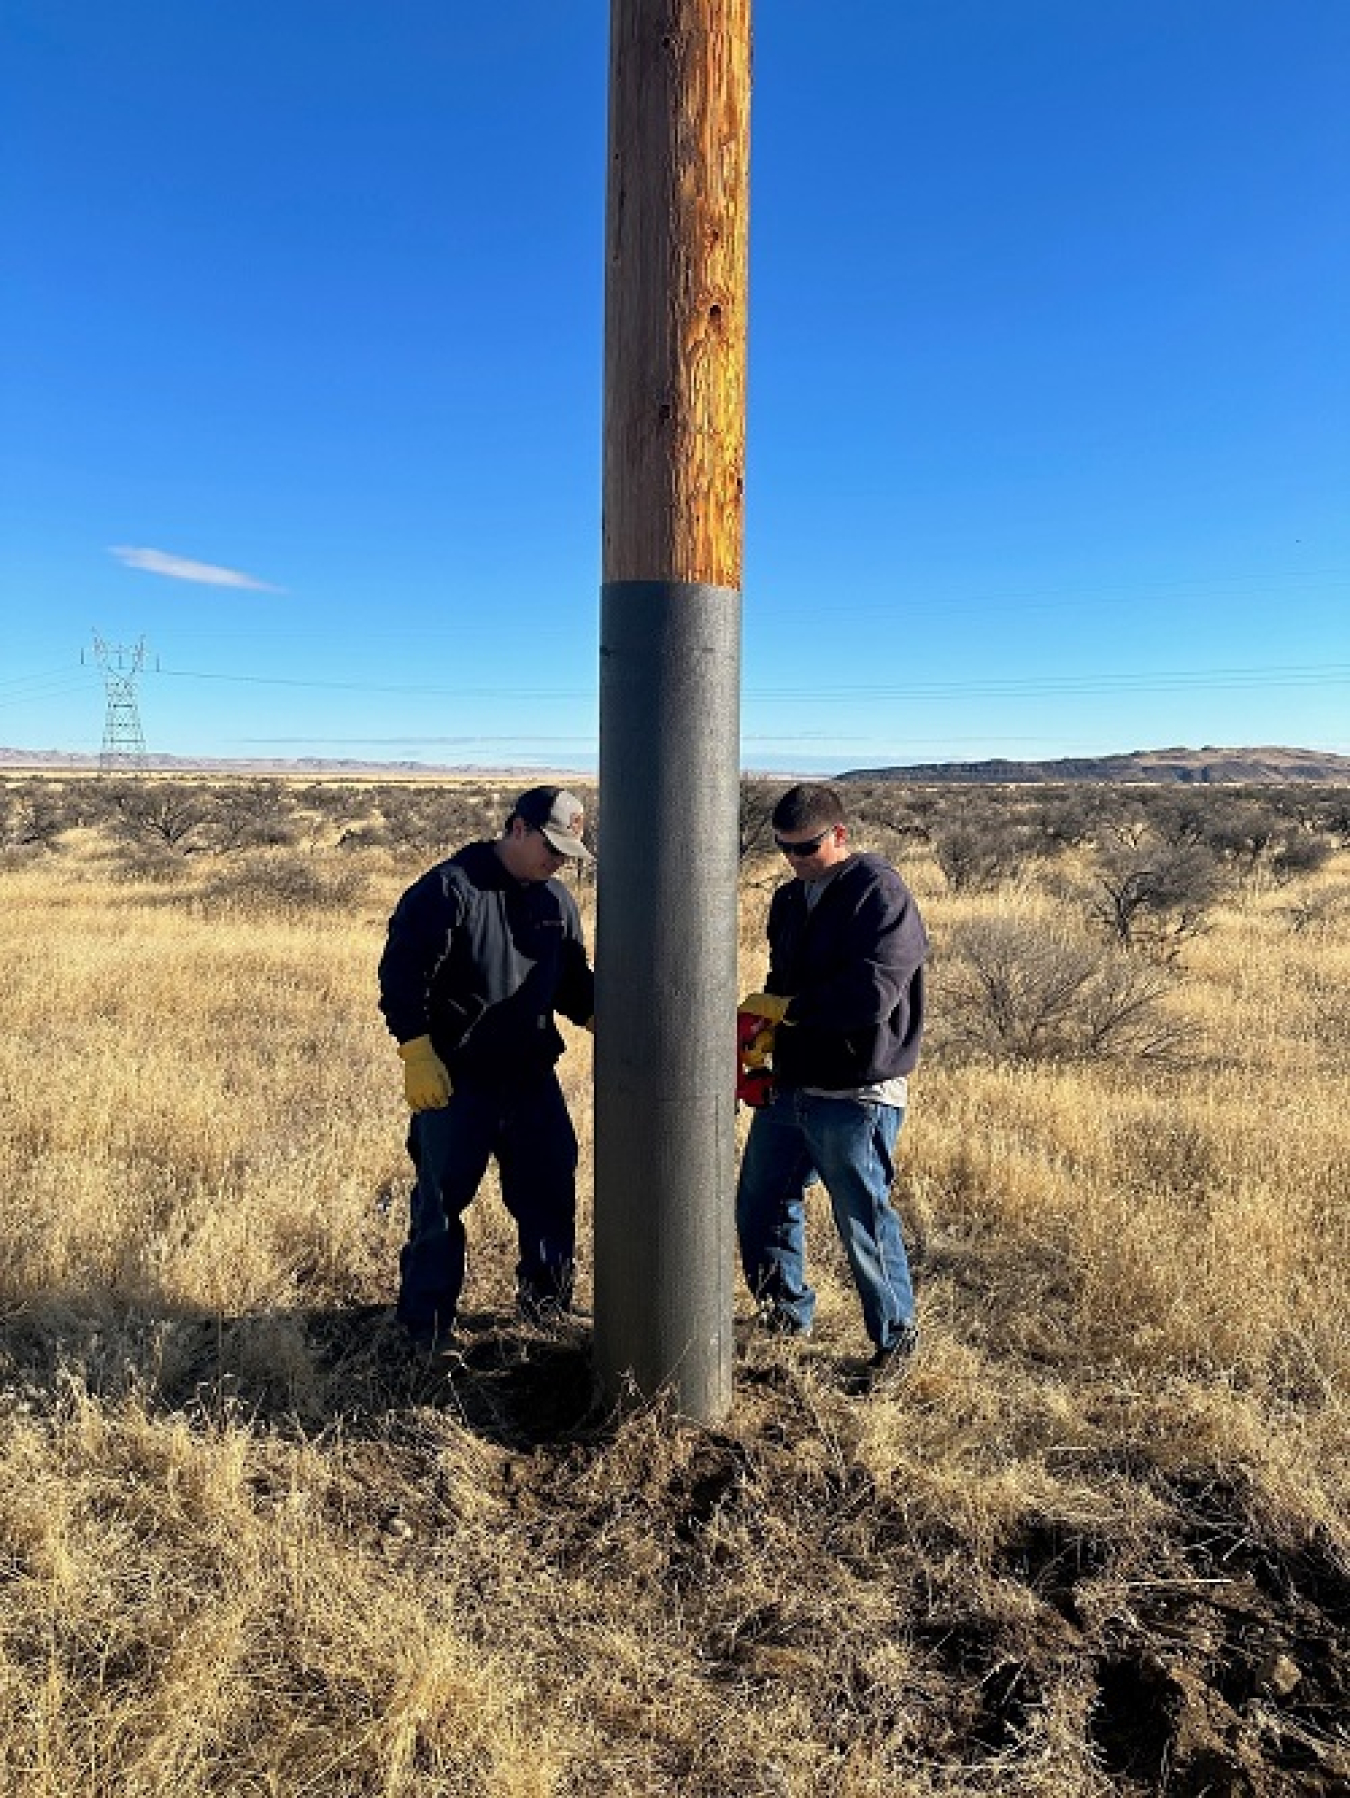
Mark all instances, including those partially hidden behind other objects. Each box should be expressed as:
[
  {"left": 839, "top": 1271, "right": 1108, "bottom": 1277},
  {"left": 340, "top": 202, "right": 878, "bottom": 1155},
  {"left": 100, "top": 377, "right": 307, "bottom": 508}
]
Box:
[{"left": 835, "top": 746, "right": 1350, "bottom": 785}]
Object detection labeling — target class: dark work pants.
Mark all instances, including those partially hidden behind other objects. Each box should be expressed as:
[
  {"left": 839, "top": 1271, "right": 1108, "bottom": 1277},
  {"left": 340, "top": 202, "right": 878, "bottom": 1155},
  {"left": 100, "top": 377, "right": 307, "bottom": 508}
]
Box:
[{"left": 396, "top": 1069, "right": 578, "bottom": 1340}]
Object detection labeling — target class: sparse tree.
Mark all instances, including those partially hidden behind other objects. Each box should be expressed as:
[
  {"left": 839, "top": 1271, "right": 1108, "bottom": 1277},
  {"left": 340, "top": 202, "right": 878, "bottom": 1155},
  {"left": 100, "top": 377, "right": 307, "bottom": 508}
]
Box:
[
  {"left": 0, "top": 783, "right": 70, "bottom": 849},
  {"left": 106, "top": 781, "right": 213, "bottom": 854}
]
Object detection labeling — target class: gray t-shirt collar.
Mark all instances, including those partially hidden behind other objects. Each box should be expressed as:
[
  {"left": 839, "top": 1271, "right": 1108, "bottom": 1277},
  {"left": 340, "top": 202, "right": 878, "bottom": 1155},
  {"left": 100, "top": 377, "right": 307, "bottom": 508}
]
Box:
[{"left": 801, "top": 860, "right": 848, "bottom": 912}]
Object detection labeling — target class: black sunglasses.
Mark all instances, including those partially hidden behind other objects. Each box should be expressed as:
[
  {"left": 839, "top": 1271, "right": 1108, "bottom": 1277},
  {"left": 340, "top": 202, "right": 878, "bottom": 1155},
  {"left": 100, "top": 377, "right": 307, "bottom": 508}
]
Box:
[{"left": 775, "top": 826, "right": 834, "bottom": 857}]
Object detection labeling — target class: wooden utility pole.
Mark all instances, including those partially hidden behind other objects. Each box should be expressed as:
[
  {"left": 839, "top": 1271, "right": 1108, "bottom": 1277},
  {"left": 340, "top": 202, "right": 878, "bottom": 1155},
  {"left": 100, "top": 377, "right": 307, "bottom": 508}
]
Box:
[{"left": 593, "top": 0, "right": 752, "bottom": 1421}]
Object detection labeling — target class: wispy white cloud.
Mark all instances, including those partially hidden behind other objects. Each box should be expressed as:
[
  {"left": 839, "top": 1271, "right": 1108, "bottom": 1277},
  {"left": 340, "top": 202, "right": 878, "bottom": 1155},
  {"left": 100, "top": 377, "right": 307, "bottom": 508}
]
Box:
[{"left": 109, "top": 546, "right": 284, "bottom": 592}]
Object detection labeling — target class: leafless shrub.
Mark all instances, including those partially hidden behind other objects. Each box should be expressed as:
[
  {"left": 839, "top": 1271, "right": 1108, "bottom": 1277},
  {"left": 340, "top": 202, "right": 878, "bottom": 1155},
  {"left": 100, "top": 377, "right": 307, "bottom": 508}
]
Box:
[
  {"left": 1021, "top": 788, "right": 1104, "bottom": 856},
  {"left": 104, "top": 781, "right": 214, "bottom": 854},
  {"left": 1316, "top": 796, "right": 1350, "bottom": 847},
  {"left": 1088, "top": 840, "right": 1220, "bottom": 960},
  {"left": 1143, "top": 789, "right": 1225, "bottom": 850},
  {"left": 842, "top": 783, "right": 934, "bottom": 855},
  {"left": 377, "top": 788, "right": 499, "bottom": 859},
  {"left": 295, "top": 782, "right": 374, "bottom": 828},
  {"left": 202, "top": 781, "right": 299, "bottom": 853},
  {"left": 1139, "top": 790, "right": 1341, "bottom": 891},
  {"left": 101, "top": 779, "right": 305, "bottom": 857},
  {"left": 1280, "top": 882, "right": 1350, "bottom": 936},
  {"left": 196, "top": 850, "right": 367, "bottom": 916},
  {"left": 1202, "top": 800, "right": 1296, "bottom": 886},
  {"left": 929, "top": 818, "right": 1034, "bottom": 893},
  {"left": 936, "top": 916, "right": 1188, "bottom": 1064},
  {"left": 1102, "top": 803, "right": 1151, "bottom": 849},
  {"left": 0, "top": 783, "right": 71, "bottom": 849},
  {"left": 1267, "top": 834, "right": 1334, "bottom": 887},
  {"left": 738, "top": 777, "right": 779, "bottom": 863},
  {"left": 105, "top": 841, "right": 192, "bottom": 885}
]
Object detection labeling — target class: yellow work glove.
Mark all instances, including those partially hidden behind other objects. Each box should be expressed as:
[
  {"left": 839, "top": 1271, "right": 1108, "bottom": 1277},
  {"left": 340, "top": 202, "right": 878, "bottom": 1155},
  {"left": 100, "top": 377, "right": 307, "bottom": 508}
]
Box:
[
  {"left": 743, "top": 1023, "right": 775, "bottom": 1069},
  {"left": 398, "top": 1035, "right": 452, "bottom": 1112},
  {"left": 738, "top": 991, "right": 793, "bottom": 1027}
]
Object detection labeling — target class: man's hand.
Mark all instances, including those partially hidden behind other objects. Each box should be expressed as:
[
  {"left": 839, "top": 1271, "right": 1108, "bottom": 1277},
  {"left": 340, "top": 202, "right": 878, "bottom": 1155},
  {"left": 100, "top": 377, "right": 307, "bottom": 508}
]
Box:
[
  {"left": 738, "top": 991, "right": 792, "bottom": 1027},
  {"left": 398, "top": 1035, "right": 452, "bottom": 1112}
]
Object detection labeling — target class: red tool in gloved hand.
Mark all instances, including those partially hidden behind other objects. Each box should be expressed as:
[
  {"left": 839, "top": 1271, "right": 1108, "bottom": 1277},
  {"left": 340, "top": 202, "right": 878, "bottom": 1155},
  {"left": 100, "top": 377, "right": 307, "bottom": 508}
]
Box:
[{"left": 736, "top": 1011, "right": 776, "bottom": 1107}]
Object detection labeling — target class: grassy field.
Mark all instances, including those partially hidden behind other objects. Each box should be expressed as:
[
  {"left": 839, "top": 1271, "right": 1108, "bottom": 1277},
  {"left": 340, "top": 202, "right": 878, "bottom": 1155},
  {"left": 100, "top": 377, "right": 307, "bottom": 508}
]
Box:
[{"left": 0, "top": 777, "right": 1346, "bottom": 1796}]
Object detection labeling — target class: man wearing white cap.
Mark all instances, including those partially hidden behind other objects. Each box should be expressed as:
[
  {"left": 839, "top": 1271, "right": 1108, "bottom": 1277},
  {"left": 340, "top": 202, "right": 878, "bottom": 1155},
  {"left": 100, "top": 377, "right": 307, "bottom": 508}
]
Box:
[{"left": 378, "top": 787, "right": 595, "bottom": 1351}]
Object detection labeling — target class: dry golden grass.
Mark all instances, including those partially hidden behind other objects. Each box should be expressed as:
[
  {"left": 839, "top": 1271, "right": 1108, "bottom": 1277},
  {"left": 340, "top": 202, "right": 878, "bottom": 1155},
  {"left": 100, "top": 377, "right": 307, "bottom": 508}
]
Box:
[{"left": 0, "top": 788, "right": 1346, "bottom": 1796}]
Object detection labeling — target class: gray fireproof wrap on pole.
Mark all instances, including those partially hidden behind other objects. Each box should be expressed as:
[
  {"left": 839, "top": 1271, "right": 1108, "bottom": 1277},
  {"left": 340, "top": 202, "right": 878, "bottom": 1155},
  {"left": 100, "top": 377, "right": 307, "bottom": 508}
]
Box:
[{"left": 594, "top": 579, "right": 740, "bottom": 1418}]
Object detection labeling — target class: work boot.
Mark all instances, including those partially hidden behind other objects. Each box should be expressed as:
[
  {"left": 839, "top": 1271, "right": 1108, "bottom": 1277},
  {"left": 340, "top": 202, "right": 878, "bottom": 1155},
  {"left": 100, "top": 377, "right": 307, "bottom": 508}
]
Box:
[
  {"left": 756, "top": 1306, "right": 812, "bottom": 1340},
  {"left": 405, "top": 1320, "right": 457, "bottom": 1359},
  {"left": 853, "top": 1324, "right": 919, "bottom": 1395},
  {"left": 516, "top": 1292, "right": 588, "bottom": 1336}
]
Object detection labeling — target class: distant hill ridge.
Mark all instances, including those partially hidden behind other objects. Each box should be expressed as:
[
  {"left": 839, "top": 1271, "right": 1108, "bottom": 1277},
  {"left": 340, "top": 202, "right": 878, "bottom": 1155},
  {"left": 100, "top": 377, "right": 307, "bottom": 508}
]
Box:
[
  {"left": 3, "top": 744, "right": 1349, "bottom": 784},
  {"left": 837, "top": 746, "right": 1350, "bottom": 785},
  {"left": 0, "top": 747, "right": 569, "bottom": 777}
]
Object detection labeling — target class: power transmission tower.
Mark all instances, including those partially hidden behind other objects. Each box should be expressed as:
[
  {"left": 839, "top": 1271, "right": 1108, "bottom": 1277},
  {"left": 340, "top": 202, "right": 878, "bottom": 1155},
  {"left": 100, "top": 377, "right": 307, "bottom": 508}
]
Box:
[{"left": 88, "top": 633, "right": 151, "bottom": 772}]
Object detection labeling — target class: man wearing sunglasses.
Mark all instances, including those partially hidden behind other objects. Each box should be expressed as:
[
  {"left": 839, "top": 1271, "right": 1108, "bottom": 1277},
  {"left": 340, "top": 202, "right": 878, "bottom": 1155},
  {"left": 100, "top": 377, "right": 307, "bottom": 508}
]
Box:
[
  {"left": 736, "top": 782, "right": 928, "bottom": 1389},
  {"left": 378, "top": 787, "right": 596, "bottom": 1353}
]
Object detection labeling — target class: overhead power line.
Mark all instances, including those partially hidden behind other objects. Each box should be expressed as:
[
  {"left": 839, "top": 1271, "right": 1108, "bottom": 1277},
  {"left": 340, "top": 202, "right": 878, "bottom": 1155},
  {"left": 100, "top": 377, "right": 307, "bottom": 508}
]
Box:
[
  {"left": 151, "top": 658, "right": 1350, "bottom": 704},
  {"left": 6, "top": 654, "right": 1349, "bottom": 724},
  {"left": 0, "top": 671, "right": 101, "bottom": 714},
  {"left": 756, "top": 662, "right": 1350, "bottom": 700}
]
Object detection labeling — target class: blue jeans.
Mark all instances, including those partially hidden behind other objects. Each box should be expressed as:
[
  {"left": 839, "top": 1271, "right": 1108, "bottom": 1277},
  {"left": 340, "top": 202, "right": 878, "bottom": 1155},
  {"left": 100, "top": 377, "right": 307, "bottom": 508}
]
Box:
[
  {"left": 735, "top": 1088, "right": 914, "bottom": 1350},
  {"left": 397, "top": 1070, "right": 578, "bottom": 1340}
]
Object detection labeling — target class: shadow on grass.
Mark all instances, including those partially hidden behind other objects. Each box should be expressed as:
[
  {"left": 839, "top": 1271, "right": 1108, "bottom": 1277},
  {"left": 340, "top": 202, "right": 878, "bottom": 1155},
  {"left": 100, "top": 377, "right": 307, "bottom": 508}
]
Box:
[{"left": 0, "top": 1299, "right": 607, "bottom": 1451}]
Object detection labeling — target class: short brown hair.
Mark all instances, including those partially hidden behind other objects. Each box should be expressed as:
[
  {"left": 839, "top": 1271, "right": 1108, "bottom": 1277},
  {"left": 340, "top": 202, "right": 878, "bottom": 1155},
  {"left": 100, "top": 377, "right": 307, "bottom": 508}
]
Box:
[{"left": 771, "top": 783, "right": 846, "bottom": 835}]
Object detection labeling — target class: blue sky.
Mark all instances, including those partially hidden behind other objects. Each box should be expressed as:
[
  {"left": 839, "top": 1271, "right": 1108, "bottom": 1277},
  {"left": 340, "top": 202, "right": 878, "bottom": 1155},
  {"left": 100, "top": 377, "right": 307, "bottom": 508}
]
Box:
[{"left": 2, "top": 1, "right": 1347, "bottom": 772}]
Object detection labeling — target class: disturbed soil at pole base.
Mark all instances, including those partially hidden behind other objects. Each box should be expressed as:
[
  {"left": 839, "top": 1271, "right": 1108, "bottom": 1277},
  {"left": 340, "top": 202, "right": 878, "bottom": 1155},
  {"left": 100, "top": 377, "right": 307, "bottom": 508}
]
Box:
[{"left": 3, "top": 1297, "right": 1344, "bottom": 1797}]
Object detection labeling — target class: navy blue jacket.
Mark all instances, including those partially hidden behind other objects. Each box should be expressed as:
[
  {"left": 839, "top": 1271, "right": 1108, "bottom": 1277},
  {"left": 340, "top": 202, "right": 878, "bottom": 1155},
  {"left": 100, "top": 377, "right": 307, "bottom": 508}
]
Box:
[
  {"left": 378, "top": 841, "right": 594, "bottom": 1082},
  {"left": 766, "top": 852, "right": 927, "bottom": 1090}
]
